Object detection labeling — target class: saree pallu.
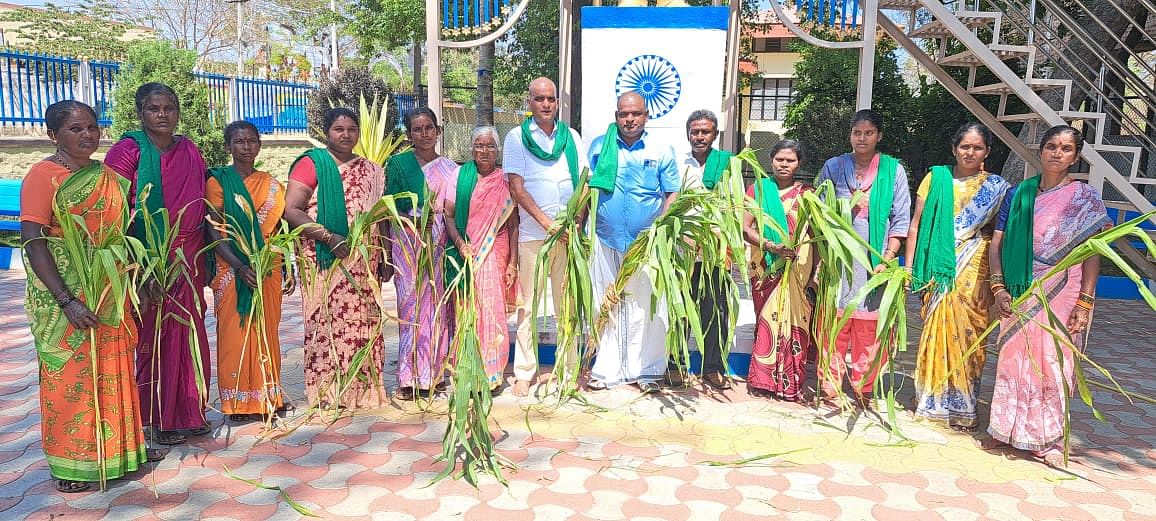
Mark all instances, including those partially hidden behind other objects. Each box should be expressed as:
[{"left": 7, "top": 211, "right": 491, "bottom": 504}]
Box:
[
  {"left": 392, "top": 156, "right": 457, "bottom": 391},
  {"left": 460, "top": 170, "right": 515, "bottom": 387},
  {"left": 105, "top": 136, "right": 209, "bottom": 431},
  {"left": 208, "top": 172, "right": 286, "bottom": 415},
  {"left": 914, "top": 172, "right": 1009, "bottom": 427},
  {"left": 300, "top": 157, "right": 387, "bottom": 408},
  {"left": 746, "top": 183, "right": 814, "bottom": 400},
  {"left": 23, "top": 162, "right": 147, "bottom": 481},
  {"left": 988, "top": 181, "right": 1108, "bottom": 451}
]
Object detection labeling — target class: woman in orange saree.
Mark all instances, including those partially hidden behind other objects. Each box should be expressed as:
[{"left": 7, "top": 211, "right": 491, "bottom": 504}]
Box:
[
  {"left": 20, "top": 101, "right": 160, "bottom": 492},
  {"left": 445, "top": 126, "right": 519, "bottom": 392},
  {"left": 207, "top": 121, "right": 292, "bottom": 422}
]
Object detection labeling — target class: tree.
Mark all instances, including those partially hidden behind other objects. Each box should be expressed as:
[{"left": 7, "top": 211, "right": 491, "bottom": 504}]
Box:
[
  {"left": 493, "top": 1, "right": 560, "bottom": 108},
  {"left": 111, "top": 0, "right": 234, "bottom": 65},
  {"left": 0, "top": 1, "right": 139, "bottom": 61},
  {"left": 783, "top": 26, "right": 915, "bottom": 177},
  {"left": 306, "top": 66, "right": 396, "bottom": 140},
  {"left": 110, "top": 40, "right": 228, "bottom": 166}
]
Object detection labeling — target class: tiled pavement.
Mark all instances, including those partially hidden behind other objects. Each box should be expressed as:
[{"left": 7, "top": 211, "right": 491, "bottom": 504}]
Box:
[{"left": 2, "top": 265, "right": 1156, "bottom": 520}]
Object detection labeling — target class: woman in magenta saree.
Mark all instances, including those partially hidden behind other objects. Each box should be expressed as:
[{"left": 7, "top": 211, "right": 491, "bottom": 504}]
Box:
[
  {"left": 983, "top": 125, "right": 1109, "bottom": 467},
  {"left": 104, "top": 83, "right": 209, "bottom": 445}
]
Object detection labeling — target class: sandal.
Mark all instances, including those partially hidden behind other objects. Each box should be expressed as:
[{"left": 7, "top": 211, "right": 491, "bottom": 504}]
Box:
[
  {"left": 950, "top": 424, "right": 979, "bottom": 433},
  {"left": 56, "top": 479, "right": 90, "bottom": 493},
  {"left": 396, "top": 387, "right": 415, "bottom": 400},
  {"left": 229, "top": 414, "right": 252, "bottom": 423},
  {"left": 187, "top": 424, "right": 212, "bottom": 436},
  {"left": 152, "top": 430, "right": 187, "bottom": 446},
  {"left": 145, "top": 448, "right": 168, "bottom": 462}
]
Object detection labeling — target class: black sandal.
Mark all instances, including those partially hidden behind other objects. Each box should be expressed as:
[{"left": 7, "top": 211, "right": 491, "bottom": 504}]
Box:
[
  {"left": 229, "top": 414, "right": 252, "bottom": 423},
  {"left": 187, "top": 424, "right": 212, "bottom": 436},
  {"left": 56, "top": 479, "right": 90, "bottom": 493},
  {"left": 396, "top": 387, "right": 415, "bottom": 400},
  {"left": 152, "top": 430, "right": 187, "bottom": 445},
  {"left": 145, "top": 448, "right": 168, "bottom": 462}
]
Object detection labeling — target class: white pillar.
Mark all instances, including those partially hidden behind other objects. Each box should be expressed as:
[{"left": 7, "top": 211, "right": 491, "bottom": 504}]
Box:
[
  {"left": 425, "top": 0, "right": 442, "bottom": 152},
  {"left": 856, "top": 0, "right": 878, "bottom": 110}
]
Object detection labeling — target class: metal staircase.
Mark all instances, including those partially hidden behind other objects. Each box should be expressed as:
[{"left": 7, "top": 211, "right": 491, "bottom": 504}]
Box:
[{"left": 869, "top": 0, "right": 1156, "bottom": 276}]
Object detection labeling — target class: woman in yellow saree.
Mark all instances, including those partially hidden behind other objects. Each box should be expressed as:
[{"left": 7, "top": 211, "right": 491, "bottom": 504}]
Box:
[
  {"left": 207, "top": 121, "right": 293, "bottom": 422},
  {"left": 20, "top": 101, "right": 161, "bottom": 492},
  {"left": 905, "top": 123, "right": 1009, "bottom": 431}
]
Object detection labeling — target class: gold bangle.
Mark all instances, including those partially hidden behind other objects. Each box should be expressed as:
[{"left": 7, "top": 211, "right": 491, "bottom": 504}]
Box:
[
  {"left": 991, "top": 273, "right": 1005, "bottom": 284},
  {"left": 1078, "top": 292, "right": 1095, "bottom": 304},
  {"left": 1075, "top": 299, "right": 1094, "bottom": 311}
]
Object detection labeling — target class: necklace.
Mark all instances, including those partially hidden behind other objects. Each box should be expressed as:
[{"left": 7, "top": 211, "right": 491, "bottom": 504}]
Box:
[
  {"left": 48, "top": 152, "right": 78, "bottom": 173},
  {"left": 1038, "top": 176, "right": 1071, "bottom": 193}
]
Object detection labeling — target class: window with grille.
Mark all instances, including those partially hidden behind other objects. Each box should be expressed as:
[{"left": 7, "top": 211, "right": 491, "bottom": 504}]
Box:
[{"left": 747, "top": 78, "right": 795, "bottom": 121}]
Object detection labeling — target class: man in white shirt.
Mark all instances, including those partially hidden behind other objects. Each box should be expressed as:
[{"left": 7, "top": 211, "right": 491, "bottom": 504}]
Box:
[
  {"left": 680, "top": 109, "right": 734, "bottom": 390},
  {"left": 503, "top": 77, "right": 589, "bottom": 397}
]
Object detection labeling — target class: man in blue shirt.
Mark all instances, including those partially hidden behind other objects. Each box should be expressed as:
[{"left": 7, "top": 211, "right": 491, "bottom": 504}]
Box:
[{"left": 586, "top": 91, "right": 680, "bottom": 394}]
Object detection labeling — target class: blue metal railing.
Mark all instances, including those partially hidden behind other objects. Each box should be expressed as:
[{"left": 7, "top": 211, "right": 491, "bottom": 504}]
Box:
[
  {"left": 89, "top": 60, "right": 118, "bottom": 127},
  {"left": 235, "top": 76, "right": 312, "bottom": 134},
  {"left": 442, "top": 0, "right": 512, "bottom": 29},
  {"left": 1, "top": 50, "right": 317, "bottom": 133},
  {"left": 1, "top": 51, "right": 80, "bottom": 126},
  {"left": 795, "top": 0, "right": 860, "bottom": 30}
]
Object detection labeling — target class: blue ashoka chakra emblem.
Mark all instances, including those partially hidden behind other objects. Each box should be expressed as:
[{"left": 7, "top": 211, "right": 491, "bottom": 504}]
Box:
[{"left": 615, "top": 55, "right": 682, "bottom": 120}]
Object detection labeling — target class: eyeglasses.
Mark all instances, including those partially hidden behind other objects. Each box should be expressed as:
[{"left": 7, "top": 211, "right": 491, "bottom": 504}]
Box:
[{"left": 473, "top": 144, "right": 498, "bottom": 151}]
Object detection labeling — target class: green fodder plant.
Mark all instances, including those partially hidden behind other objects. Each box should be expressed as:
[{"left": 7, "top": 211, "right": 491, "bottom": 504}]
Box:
[
  {"left": 207, "top": 202, "right": 308, "bottom": 432},
  {"left": 352, "top": 94, "right": 408, "bottom": 165},
  {"left": 135, "top": 189, "right": 213, "bottom": 433},
  {"left": 960, "top": 211, "right": 1156, "bottom": 465},
  {"left": 49, "top": 181, "right": 146, "bottom": 490},
  {"left": 435, "top": 252, "right": 511, "bottom": 486},
  {"left": 529, "top": 169, "right": 597, "bottom": 401}
]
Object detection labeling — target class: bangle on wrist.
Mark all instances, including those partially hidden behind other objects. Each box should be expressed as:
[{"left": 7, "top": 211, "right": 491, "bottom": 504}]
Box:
[
  {"left": 1078, "top": 292, "right": 1095, "bottom": 304},
  {"left": 1075, "top": 299, "right": 1094, "bottom": 311},
  {"left": 991, "top": 273, "right": 1005, "bottom": 284}
]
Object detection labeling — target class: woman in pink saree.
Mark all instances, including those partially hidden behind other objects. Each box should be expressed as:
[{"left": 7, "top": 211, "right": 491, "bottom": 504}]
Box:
[
  {"left": 445, "top": 126, "right": 519, "bottom": 393},
  {"left": 104, "top": 83, "right": 209, "bottom": 445},
  {"left": 383, "top": 108, "right": 456, "bottom": 400},
  {"left": 982, "top": 125, "right": 1109, "bottom": 467}
]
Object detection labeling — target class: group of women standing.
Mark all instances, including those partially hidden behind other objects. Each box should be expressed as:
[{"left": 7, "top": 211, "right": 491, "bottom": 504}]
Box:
[
  {"left": 743, "top": 109, "right": 1109, "bottom": 468},
  {"left": 19, "top": 85, "right": 1113, "bottom": 493}
]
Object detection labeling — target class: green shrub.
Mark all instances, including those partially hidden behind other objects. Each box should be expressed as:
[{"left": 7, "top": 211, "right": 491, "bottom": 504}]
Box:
[
  {"left": 306, "top": 67, "right": 396, "bottom": 141},
  {"left": 110, "top": 40, "right": 227, "bottom": 166}
]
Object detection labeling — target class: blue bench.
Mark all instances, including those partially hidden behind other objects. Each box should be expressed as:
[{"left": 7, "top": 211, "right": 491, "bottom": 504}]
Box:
[{"left": 0, "top": 179, "right": 20, "bottom": 269}]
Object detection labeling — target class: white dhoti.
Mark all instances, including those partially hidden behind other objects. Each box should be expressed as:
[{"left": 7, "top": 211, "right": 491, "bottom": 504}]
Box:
[{"left": 589, "top": 238, "right": 668, "bottom": 387}]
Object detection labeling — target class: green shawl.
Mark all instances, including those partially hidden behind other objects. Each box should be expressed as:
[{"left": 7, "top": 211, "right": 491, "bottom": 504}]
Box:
[
  {"left": 868, "top": 154, "right": 900, "bottom": 267},
  {"left": 385, "top": 150, "right": 425, "bottom": 214},
  {"left": 209, "top": 166, "right": 264, "bottom": 317},
  {"left": 290, "top": 148, "right": 347, "bottom": 270},
  {"left": 754, "top": 178, "right": 790, "bottom": 270},
  {"left": 1001, "top": 175, "right": 1040, "bottom": 298},
  {"left": 122, "top": 130, "right": 165, "bottom": 247},
  {"left": 446, "top": 160, "right": 480, "bottom": 289},
  {"left": 589, "top": 123, "right": 621, "bottom": 192},
  {"left": 701, "top": 149, "right": 733, "bottom": 190},
  {"left": 521, "top": 118, "right": 580, "bottom": 188},
  {"left": 911, "top": 165, "right": 956, "bottom": 292}
]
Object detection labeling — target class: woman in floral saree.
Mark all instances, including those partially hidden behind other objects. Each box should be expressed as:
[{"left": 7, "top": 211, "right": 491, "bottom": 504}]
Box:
[
  {"left": 982, "top": 125, "right": 1109, "bottom": 467},
  {"left": 905, "top": 123, "right": 1009, "bottom": 431},
  {"left": 21, "top": 101, "right": 162, "bottom": 492},
  {"left": 445, "top": 126, "right": 520, "bottom": 393},
  {"left": 284, "top": 107, "right": 387, "bottom": 409},
  {"left": 207, "top": 121, "right": 293, "bottom": 422},
  {"left": 383, "top": 107, "right": 457, "bottom": 400},
  {"left": 743, "top": 140, "right": 816, "bottom": 402}
]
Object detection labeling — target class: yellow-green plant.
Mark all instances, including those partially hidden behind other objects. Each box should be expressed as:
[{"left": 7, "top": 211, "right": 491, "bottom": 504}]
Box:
[{"left": 352, "top": 94, "right": 408, "bottom": 165}]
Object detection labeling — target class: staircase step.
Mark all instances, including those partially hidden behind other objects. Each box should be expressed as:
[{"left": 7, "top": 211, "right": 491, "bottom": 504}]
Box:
[
  {"left": 996, "top": 110, "right": 1104, "bottom": 123},
  {"left": 938, "top": 45, "right": 1033, "bottom": 66},
  {"left": 909, "top": 11, "right": 999, "bottom": 38},
  {"left": 968, "top": 78, "right": 1070, "bottom": 96},
  {"left": 879, "top": 0, "right": 923, "bottom": 9}
]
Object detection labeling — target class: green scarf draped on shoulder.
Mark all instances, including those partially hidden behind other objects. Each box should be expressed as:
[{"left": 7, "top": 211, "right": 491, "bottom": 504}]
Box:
[
  {"left": 521, "top": 118, "right": 580, "bottom": 188},
  {"left": 754, "top": 178, "right": 790, "bottom": 271},
  {"left": 911, "top": 165, "right": 956, "bottom": 292},
  {"left": 385, "top": 149, "right": 425, "bottom": 214},
  {"left": 701, "top": 149, "right": 733, "bottom": 190},
  {"left": 589, "top": 123, "right": 621, "bottom": 193},
  {"left": 1001, "top": 175, "right": 1040, "bottom": 298},
  {"left": 290, "top": 148, "right": 347, "bottom": 270},
  {"left": 122, "top": 130, "right": 165, "bottom": 247},
  {"left": 867, "top": 153, "right": 900, "bottom": 268},
  {"left": 209, "top": 166, "right": 264, "bottom": 317},
  {"left": 445, "top": 160, "right": 479, "bottom": 289}
]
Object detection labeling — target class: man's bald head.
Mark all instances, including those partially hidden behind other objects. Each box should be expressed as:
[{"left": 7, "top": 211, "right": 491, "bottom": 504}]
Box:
[
  {"left": 614, "top": 91, "right": 648, "bottom": 145},
  {"left": 527, "top": 77, "right": 559, "bottom": 130}
]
